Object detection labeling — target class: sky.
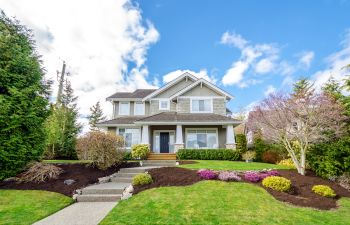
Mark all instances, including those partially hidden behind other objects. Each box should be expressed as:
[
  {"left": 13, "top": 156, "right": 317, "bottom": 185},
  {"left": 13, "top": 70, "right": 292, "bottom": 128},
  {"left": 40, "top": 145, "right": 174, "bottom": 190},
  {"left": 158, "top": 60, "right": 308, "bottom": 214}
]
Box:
[{"left": 1, "top": 0, "right": 350, "bottom": 131}]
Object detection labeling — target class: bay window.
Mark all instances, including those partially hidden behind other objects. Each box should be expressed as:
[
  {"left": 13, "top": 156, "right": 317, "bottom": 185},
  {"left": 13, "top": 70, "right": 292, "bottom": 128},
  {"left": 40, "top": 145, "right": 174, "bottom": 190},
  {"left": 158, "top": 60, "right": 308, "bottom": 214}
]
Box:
[
  {"left": 118, "top": 128, "right": 140, "bottom": 148},
  {"left": 191, "top": 98, "right": 212, "bottom": 113},
  {"left": 186, "top": 129, "right": 218, "bottom": 149}
]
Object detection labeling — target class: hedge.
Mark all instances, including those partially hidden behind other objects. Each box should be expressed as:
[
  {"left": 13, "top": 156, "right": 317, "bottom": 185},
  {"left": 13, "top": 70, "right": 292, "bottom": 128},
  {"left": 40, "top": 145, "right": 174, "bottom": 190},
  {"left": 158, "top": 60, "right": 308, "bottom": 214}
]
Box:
[
  {"left": 176, "top": 149, "right": 240, "bottom": 161},
  {"left": 235, "top": 134, "right": 247, "bottom": 153}
]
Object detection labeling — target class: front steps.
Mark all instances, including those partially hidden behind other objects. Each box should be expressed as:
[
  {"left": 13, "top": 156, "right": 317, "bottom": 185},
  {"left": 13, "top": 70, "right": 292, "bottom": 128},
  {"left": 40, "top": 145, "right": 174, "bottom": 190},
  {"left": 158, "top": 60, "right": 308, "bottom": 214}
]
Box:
[
  {"left": 142, "top": 160, "right": 177, "bottom": 167},
  {"left": 147, "top": 153, "right": 176, "bottom": 160}
]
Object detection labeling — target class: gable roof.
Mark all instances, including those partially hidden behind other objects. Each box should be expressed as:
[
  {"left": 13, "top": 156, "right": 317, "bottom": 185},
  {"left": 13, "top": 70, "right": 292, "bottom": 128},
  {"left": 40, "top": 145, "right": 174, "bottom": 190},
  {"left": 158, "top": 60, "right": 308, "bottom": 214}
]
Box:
[
  {"left": 142, "top": 72, "right": 198, "bottom": 101},
  {"left": 169, "top": 78, "right": 234, "bottom": 100},
  {"left": 107, "top": 89, "right": 156, "bottom": 101}
]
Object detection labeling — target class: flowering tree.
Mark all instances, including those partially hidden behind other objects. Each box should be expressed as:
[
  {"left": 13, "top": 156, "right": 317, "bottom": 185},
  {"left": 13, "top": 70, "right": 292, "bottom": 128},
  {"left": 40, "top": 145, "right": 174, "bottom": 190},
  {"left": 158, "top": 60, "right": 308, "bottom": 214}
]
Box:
[{"left": 248, "top": 92, "right": 347, "bottom": 175}]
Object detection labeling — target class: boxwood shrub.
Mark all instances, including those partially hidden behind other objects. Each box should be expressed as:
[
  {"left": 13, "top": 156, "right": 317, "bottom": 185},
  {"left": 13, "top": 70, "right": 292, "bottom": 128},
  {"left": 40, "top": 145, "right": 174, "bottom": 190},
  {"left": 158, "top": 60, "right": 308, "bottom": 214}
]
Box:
[
  {"left": 176, "top": 149, "right": 240, "bottom": 161},
  {"left": 312, "top": 185, "right": 336, "bottom": 198},
  {"left": 132, "top": 173, "right": 153, "bottom": 186},
  {"left": 262, "top": 176, "right": 291, "bottom": 192}
]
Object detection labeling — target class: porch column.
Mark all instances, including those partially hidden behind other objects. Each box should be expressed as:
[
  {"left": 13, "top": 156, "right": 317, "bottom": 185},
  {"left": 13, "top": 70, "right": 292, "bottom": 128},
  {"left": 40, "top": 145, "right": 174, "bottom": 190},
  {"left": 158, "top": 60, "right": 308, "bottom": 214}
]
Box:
[
  {"left": 226, "top": 125, "right": 236, "bottom": 150},
  {"left": 174, "top": 124, "right": 184, "bottom": 152},
  {"left": 141, "top": 125, "right": 149, "bottom": 145}
]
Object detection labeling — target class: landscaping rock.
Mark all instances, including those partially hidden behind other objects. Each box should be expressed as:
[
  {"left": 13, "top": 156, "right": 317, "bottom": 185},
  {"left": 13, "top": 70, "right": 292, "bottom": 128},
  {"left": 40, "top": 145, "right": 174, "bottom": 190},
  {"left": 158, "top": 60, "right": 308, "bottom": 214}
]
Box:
[
  {"left": 121, "top": 184, "right": 133, "bottom": 200},
  {"left": 64, "top": 179, "right": 76, "bottom": 185},
  {"left": 98, "top": 176, "right": 110, "bottom": 183},
  {"left": 3, "top": 177, "right": 16, "bottom": 182}
]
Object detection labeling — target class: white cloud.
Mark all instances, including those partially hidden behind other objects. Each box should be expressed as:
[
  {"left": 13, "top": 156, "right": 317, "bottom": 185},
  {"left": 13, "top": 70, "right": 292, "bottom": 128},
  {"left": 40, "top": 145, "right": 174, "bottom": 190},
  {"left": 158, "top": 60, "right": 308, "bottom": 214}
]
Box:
[
  {"left": 162, "top": 69, "right": 217, "bottom": 84},
  {"left": 298, "top": 51, "right": 315, "bottom": 68},
  {"left": 0, "top": 0, "right": 159, "bottom": 133},
  {"left": 264, "top": 85, "right": 276, "bottom": 96},
  {"left": 220, "top": 32, "right": 280, "bottom": 87}
]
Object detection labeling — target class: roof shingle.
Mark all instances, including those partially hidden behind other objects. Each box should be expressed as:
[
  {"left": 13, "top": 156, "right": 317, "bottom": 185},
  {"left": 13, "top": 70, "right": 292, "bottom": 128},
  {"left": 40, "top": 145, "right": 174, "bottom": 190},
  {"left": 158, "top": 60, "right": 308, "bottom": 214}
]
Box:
[{"left": 107, "top": 89, "right": 156, "bottom": 99}]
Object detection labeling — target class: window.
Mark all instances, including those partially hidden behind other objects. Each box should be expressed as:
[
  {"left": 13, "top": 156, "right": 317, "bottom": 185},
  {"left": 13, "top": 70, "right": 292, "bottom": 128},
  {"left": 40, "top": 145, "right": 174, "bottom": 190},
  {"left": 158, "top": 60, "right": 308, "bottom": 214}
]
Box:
[
  {"left": 134, "top": 102, "right": 145, "bottom": 115},
  {"left": 186, "top": 129, "right": 218, "bottom": 149},
  {"left": 159, "top": 100, "right": 170, "bottom": 110},
  {"left": 118, "top": 128, "right": 140, "bottom": 148},
  {"left": 119, "top": 102, "right": 130, "bottom": 115},
  {"left": 191, "top": 99, "right": 212, "bottom": 113}
]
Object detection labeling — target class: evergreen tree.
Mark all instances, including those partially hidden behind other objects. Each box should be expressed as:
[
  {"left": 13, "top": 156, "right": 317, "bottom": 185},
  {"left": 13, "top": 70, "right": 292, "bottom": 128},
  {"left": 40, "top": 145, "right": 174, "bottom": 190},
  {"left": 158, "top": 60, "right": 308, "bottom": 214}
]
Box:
[
  {"left": 292, "top": 78, "right": 314, "bottom": 99},
  {"left": 88, "top": 101, "right": 106, "bottom": 131},
  {"left": 0, "top": 11, "right": 50, "bottom": 179},
  {"left": 322, "top": 76, "right": 343, "bottom": 101}
]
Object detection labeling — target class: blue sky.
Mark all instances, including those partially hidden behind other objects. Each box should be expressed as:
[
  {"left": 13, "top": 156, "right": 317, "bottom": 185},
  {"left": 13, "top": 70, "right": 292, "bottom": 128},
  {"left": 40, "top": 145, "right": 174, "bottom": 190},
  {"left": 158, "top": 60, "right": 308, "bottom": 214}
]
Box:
[{"left": 136, "top": 0, "right": 350, "bottom": 111}]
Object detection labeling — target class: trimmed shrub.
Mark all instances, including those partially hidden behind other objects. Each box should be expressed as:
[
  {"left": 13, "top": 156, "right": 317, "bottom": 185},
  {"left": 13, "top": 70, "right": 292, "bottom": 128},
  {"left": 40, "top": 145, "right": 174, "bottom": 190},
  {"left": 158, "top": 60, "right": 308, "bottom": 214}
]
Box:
[
  {"left": 218, "top": 171, "right": 241, "bottom": 181},
  {"left": 262, "top": 176, "right": 291, "bottom": 192},
  {"left": 76, "top": 131, "right": 125, "bottom": 170},
  {"left": 132, "top": 173, "right": 153, "bottom": 186},
  {"left": 244, "top": 172, "right": 261, "bottom": 182},
  {"left": 308, "top": 137, "right": 350, "bottom": 178},
  {"left": 242, "top": 151, "right": 256, "bottom": 161},
  {"left": 198, "top": 169, "right": 217, "bottom": 179},
  {"left": 176, "top": 149, "right": 240, "bottom": 161},
  {"left": 277, "top": 158, "right": 296, "bottom": 168},
  {"left": 262, "top": 151, "right": 282, "bottom": 164},
  {"left": 18, "top": 162, "right": 63, "bottom": 183},
  {"left": 123, "top": 152, "right": 134, "bottom": 161},
  {"left": 253, "top": 135, "right": 267, "bottom": 162},
  {"left": 131, "top": 144, "right": 150, "bottom": 160},
  {"left": 235, "top": 134, "right": 247, "bottom": 154},
  {"left": 312, "top": 185, "right": 336, "bottom": 197}
]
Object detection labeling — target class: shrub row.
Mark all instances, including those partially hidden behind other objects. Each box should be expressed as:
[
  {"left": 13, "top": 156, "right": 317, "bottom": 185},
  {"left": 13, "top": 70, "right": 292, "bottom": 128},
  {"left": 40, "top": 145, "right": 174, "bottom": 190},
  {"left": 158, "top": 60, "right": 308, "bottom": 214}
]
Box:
[{"left": 176, "top": 149, "right": 240, "bottom": 161}]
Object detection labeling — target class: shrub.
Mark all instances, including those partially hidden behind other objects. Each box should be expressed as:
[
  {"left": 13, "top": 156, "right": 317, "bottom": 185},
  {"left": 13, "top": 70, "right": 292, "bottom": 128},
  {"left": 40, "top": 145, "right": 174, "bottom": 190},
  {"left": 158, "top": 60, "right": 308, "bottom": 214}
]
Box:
[
  {"left": 312, "top": 185, "right": 336, "bottom": 197},
  {"left": 253, "top": 133, "right": 267, "bottom": 162},
  {"left": 198, "top": 169, "right": 217, "bottom": 179},
  {"left": 235, "top": 134, "right": 247, "bottom": 154},
  {"left": 337, "top": 173, "right": 350, "bottom": 191},
  {"left": 123, "top": 152, "right": 134, "bottom": 160},
  {"left": 131, "top": 144, "right": 150, "bottom": 160},
  {"left": 277, "top": 158, "right": 296, "bottom": 168},
  {"left": 17, "top": 162, "right": 63, "bottom": 183},
  {"left": 308, "top": 137, "right": 350, "bottom": 178},
  {"left": 244, "top": 172, "right": 261, "bottom": 182},
  {"left": 132, "top": 173, "right": 153, "bottom": 186},
  {"left": 259, "top": 170, "right": 280, "bottom": 179},
  {"left": 76, "top": 131, "right": 125, "bottom": 170},
  {"left": 218, "top": 171, "right": 241, "bottom": 181},
  {"left": 176, "top": 149, "right": 240, "bottom": 161},
  {"left": 262, "top": 151, "right": 282, "bottom": 164},
  {"left": 262, "top": 176, "right": 291, "bottom": 192},
  {"left": 242, "top": 151, "right": 256, "bottom": 161}
]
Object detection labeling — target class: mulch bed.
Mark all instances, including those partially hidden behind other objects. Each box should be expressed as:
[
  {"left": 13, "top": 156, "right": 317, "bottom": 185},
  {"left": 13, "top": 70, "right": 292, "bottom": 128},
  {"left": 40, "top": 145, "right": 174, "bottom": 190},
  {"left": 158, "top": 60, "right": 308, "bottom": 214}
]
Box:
[
  {"left": 0, "top": 162, "right": 139, "bottom": 197},
  {"left": 133, "top": 167, "right": 350, "bottom": 210},
  {"left": 133, "top": 167, "right": 202, "bottom": 194}
]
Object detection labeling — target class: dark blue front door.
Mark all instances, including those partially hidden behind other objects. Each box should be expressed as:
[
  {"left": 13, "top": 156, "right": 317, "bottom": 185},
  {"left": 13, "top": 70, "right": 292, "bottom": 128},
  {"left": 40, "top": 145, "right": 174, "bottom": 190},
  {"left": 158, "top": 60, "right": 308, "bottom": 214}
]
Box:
[{"left": 160, "top": 132, "right": 169, "bottom": 153}]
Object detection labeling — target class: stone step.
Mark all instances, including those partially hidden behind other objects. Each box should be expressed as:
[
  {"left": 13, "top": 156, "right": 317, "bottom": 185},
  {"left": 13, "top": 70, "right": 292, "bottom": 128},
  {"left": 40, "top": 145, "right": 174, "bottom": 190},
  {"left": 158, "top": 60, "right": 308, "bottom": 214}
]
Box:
[
  {"left": 143, "top": 160, "right": 177, "bottom": 163},
  {"left": 76, "top": 194, "right": 122, "bottom": 202},
  {"left": 82, "top": 182, "right": 130, "bottom": 195},
  {"left": 111, "top": 177, "right": 133, "bottom": 183},
  {"left": 114, "top": 172, "right": 140, "bottom": 178},
  {"left": 142, "top": 163, "right": 176, "bottom": 167}
]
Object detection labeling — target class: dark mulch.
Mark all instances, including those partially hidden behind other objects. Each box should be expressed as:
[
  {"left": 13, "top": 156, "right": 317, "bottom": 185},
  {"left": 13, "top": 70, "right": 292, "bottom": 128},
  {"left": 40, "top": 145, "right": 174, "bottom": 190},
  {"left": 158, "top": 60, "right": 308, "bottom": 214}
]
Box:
[
  {"left": 178, "top": 160, "right": 198, "bottom": 165},
  {"left": 0, "top": 162, "right": 139, "bottom": 197},
  {"left": 259, "top": 170, "right": 350, "bottom": 210},
  {"left": 133, "top": 167, "right": 202, "bottom": 194}
]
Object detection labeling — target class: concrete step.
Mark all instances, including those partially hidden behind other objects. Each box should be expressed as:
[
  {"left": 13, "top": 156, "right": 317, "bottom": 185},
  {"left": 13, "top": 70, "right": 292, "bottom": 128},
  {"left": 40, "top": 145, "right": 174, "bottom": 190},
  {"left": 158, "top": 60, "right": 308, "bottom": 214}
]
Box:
[
  {"left": 111, "top": 177, "right": 133, "bottom": 183},
  {"left": 77, "top": 194, "right": 121, "bottom": 202},
  {"left": 119, "top": 167, "right": 145, "bottom": 173},
  {"left": 114, "top": 172, "right": 140, "bottom": 178},
  {"left": 143, "top": 160, "right": 177, "bottom": 163},
  {"left": 82, "top": 182, "right": 129, "bottom": 195},
  {"left": 142, "top": 163, "right": 176, "bottom": 167}
]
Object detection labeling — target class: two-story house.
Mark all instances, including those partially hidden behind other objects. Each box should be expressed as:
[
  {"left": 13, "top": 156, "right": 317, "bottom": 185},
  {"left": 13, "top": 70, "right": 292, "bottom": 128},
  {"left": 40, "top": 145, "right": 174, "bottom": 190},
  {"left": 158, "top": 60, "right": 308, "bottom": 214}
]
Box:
[{"left": 97, "top": 72, "right": 240, "bottom": 155}]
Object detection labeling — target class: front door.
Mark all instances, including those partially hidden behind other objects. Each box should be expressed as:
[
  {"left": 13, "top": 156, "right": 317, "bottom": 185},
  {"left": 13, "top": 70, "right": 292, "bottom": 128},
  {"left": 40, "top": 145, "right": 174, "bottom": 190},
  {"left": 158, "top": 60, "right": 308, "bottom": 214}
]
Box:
[{"left": 160, "top": 132, "right": 169, "bottom": 153}]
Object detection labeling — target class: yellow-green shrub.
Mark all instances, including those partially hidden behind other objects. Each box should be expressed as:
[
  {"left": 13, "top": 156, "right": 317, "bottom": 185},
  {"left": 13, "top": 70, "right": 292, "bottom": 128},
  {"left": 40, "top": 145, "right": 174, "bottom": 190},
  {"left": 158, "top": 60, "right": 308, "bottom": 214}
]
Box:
[
  {"left": 131, "top": 144, "right": 150, "bottom": 159},
  {"left": 262, "top": 176, "right": 291, "bottom": 192},
  {"left": 132, "top": 173, "right": 153, "bottom": 186},
  {"left": 277, "top": 158, "right": 296, "bottom": 168},
  {"left": 312, "top": 185, "right": 336, "bottom": 197}
]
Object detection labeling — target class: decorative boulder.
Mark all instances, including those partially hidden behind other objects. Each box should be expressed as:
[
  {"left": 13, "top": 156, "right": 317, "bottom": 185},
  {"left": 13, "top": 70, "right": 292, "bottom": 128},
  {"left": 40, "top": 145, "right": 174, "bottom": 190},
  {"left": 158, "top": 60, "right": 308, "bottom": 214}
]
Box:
[{"left": 64, "top": 179, "right": 76, "bottom": 185}]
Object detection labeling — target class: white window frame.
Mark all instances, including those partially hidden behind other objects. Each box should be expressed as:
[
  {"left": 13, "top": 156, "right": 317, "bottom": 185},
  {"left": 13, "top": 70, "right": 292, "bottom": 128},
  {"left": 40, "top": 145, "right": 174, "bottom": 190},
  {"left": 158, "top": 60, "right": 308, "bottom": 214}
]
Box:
[
  {"left": 119, "top": 101, "right": 130, "bottom": 115},
  {"left": 158, "top": 99, "right": 170, "bottom": 110},
  {"left": 190, "top": 97, "right": 213, "bottom": 113},
  {"left": 117, "top": 127, "right": 141, "bottom": 149},
  {"left": 153, "top": 130, "right": 176, "bottom": 153},
  {"left": 134, "top": 102, "right": 145, "bottom": 115},
  {"left": 185, "top": 128, "right": 219, "bottom": 149}
]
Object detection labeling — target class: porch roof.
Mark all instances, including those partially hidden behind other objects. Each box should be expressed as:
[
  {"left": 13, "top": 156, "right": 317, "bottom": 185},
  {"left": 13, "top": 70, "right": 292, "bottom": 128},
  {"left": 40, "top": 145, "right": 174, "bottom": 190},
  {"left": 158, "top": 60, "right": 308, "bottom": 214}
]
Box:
[
  {"left": 97, "top": 116, "right": 145, "bottom": 126},
  {"left": 134, "top": 112, "right": 241, "bottom": 125}
]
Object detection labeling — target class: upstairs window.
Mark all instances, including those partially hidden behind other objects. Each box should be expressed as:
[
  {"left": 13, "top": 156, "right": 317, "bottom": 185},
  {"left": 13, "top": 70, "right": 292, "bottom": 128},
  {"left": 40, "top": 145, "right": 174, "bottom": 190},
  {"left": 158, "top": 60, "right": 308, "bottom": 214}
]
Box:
[
  {"left": 191, "top": 99, "right": 212, "bottom": 113},
  {"left": 134, "top": 102, "right": 145, "bottom": 115},
  {"left": 119, "top": 102, "right": 130, "bottom": 115},
  {"left": 159, "top": 100, "right": 170, "bottom": 110}
]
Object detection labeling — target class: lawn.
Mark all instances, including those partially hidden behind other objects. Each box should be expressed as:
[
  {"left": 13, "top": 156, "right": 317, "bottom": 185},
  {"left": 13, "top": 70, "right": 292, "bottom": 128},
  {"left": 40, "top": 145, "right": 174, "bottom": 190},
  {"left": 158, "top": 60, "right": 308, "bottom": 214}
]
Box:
[
  {"left": 0, "top": 190, "right": 73, "bottom": 225},
  {"left": 43, "top": 159, "right": 92, "bottom": 164},
  {"left": 101, "top": 181, "right": 350, "bottom": 225},
  {"left": 179, "top": 160, "right": 291, "bottom": 170}
]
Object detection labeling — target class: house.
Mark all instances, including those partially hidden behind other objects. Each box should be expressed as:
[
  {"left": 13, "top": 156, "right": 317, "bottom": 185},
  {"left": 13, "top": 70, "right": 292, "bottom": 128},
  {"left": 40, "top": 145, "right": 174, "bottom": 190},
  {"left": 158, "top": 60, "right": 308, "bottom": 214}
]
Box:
[{"left": 97, "top": 72, "right": 241, "bottom": 155}]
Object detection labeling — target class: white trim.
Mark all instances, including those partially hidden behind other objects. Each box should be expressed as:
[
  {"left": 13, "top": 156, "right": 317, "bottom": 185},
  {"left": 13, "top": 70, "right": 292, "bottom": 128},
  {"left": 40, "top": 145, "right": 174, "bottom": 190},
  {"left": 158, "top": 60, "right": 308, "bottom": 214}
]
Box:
[
  {"left": 116, "top": 127, "right": 142, "bottom": 149},
  {"left": 97, "top": 123, "right": 138, "bottom": 127},
  {"left": 158, "top": 99, "right": 170, "bottom": 110},
  {"left": 169, "top": 78, "right": 234, "bottom": 100},
  {"left": 153, "top": 130, "right": 176, "bottom": 153},
  {"left": 178, "top": 96, "right": 225, "bottom": 99},
  {"left": 134, "top": 121, "right": 241, "bottom": 125},
  {"left": 185, "top": 128, "right": 219, "bottom": 149},
  {"left": 107, "top": 98, "right": 142, "bottom": 102},
  {"left": 134, "top": 102, "right": 145, "bottom": 116},
  {"left": 190, "top": 98, "right": 213, "bottom": 113},
  {"left": 118, "top": 101, "right": 130, "bottom": 116},
  {"left": 142, "top": 72, "right": 198, "bottom": 101}
]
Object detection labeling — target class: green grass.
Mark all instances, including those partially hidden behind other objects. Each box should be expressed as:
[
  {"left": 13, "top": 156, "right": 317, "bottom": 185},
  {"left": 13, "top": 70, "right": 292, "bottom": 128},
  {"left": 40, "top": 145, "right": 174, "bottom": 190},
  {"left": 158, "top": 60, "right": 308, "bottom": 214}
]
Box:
[
  {"left": 0, "top": 190, "right": 73, "bottom": 225},
  {"left": 43, "top": 159, "right": 92, "bottom": 164},
  {"left": 178, "top": 160, "right": 291, "bottom": 170},
  {"left": 101, "top": 181, "right": 350, "bottom": 225}
]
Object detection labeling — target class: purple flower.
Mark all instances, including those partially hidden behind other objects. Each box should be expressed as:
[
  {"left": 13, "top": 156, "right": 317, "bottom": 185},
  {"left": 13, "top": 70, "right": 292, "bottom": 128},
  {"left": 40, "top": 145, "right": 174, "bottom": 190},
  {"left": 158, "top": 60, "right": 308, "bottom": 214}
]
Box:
[
  {"left": 218, "top": 171, "right": 241, "bottom": 181},
  {"left": 244, "top": 172, "right": 261, "bottom": 182},
  {"left": 198, "top": 169, "right": 217, "bottom": 179}
]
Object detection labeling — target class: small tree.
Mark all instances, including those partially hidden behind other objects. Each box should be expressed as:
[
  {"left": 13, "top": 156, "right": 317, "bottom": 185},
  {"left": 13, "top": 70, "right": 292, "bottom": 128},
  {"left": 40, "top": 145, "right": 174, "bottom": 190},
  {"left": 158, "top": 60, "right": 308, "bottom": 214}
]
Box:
[
  {"left": 88, "top": 101, "right": 106, "bottom": 131},
  {"left": 248, "top": 92, "right": 347, "bottom": 175}
]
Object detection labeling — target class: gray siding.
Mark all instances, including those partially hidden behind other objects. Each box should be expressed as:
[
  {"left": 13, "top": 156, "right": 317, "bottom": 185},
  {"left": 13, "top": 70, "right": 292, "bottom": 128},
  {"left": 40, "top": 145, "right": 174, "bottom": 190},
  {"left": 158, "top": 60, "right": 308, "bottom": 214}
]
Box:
[
  {"left": 149, "top": 100, "right": 176, "bottom": 115},
  {"left": 155, "top": 79, "right": 194, "bottom": 98},
  {"left": 176, "top": 98, "right": 226, "bottom": 115},
  {"left": 113, "top": 101, "right": 150, "bottom": 117},
  {"left": 177, "top": 98, "right": 190, "bottom": 113},
  {"left": 182, "top": 84, "right": 221, "bottom": 96}
]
